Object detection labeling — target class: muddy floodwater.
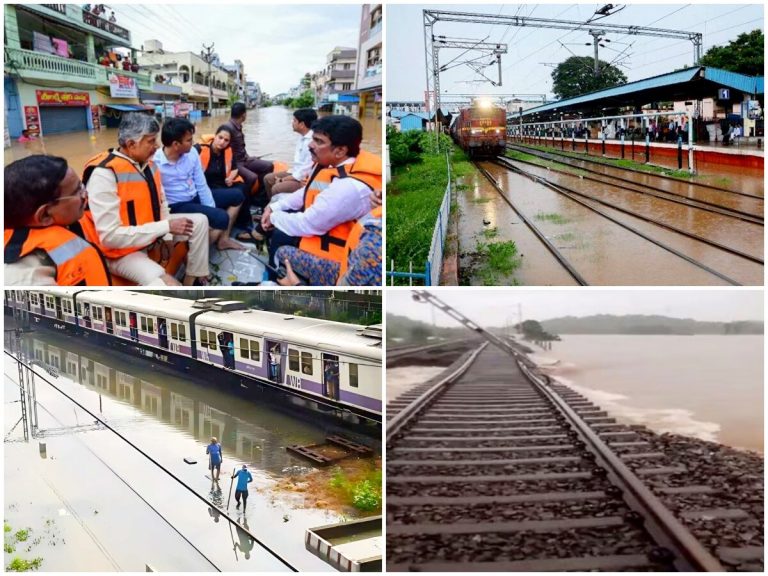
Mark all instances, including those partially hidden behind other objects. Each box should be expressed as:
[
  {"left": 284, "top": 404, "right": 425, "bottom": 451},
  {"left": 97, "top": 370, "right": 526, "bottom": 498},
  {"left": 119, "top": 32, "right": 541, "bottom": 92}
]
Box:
[
  {"left": 530, "top": 334, "right": 764, "bottom": 453},
  {"left": 4, "top": 106, "right": 382, "bottom": 169},
  {"left": 386, "top": 366, "right": 447, "bottom": 402},
  {"left": 456, "top": 159, "right": 760, "bottom": 285},
  {"left": 3, "top": 328, "right": 379, "bottom": 571}
]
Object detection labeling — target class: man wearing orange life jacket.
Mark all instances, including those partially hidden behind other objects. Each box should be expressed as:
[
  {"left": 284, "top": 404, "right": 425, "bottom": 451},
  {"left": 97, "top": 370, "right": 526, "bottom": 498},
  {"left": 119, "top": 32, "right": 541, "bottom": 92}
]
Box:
[
  {"left": 5, "top": 155, "right": 110, "bottom": 286},
  {"left": 80, "top": 113, "right": 210, "bottom": 285},
  {"left": 275, "top": 189, "right": 382, "bottom": 286},
  {"left": 260, "top": 115, "right": 382, "bottom": 282}
]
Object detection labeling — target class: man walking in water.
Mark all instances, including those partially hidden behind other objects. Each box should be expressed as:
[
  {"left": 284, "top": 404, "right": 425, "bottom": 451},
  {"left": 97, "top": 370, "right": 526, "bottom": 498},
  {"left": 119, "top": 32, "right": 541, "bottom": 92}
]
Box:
[
  {"left": 206, "top": 436, "right": 222, "bottom": 481},
  {"left": 232, "top": 464, "right": 253, "bottom": 509}
]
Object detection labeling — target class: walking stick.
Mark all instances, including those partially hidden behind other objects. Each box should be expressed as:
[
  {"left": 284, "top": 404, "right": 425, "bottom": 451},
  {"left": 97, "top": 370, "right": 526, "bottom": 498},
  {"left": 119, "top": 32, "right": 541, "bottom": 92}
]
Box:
[{"left": 226, "top": 467, "right": 236, "bottom": 510}]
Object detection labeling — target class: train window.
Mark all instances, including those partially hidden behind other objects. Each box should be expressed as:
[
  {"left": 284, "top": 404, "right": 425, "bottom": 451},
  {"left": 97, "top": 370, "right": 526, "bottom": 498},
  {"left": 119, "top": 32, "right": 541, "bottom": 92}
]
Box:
[
  {"left": 179, "top": 324, "right": 186, "bottom": 342},
  {"left": 249, "top": 340, "right": 260, "bottom": 362},
  {"left": 171, "top": 323, "right": 178, "bottom": 340},
  {"left": 239, "top": 338, "right": 249, "bottom": 359},
  {"left": 288, "top": 349, "right": 300, "bottom": 371},
  {"left": 141, "top": 317, "right": 147, "bottom": 332},
  {"left": 301, "top": 352, "right": 313, "bottom": 375},
  {"left": 31, "top": 294, "right": 38, "bottom": 305},
  {"left": 147, "top": 318, "right": 154, "bottom": 334},
  {"left": 93, "top": 307, "right": 103, "bottom": 321},
  {"left": 208, "top": 331, "right": 217, "bottom": 350},
  {"left": 349, "top": 363, "right": 359, "bottom": 388},
  {"left": 200, "top": 330, "right": 209, "bottom": 349}
]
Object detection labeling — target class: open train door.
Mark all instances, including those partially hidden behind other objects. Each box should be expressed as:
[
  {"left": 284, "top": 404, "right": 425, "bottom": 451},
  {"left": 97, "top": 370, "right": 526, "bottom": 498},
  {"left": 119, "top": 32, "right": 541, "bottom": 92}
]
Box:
[
  {"left": 104, "top": 307, "right": 114, "bottom": 335},
  {"left": 266, "top": 340, "right": 282, "bottom": 383},
  {"left": 54, "top": 296, "right": 63, "bottom": 320},
  {"left": 83, "top": 303, "right": 92, "bottom": 329},
  {"left": 322, "top": 354, "right": 340, "bottom": 400},
  {"left": 128, "top": 312, "right": 137, "bottom": 341},
  {"left": 157, "top": 318, "right": 168, "bottom": 349}
]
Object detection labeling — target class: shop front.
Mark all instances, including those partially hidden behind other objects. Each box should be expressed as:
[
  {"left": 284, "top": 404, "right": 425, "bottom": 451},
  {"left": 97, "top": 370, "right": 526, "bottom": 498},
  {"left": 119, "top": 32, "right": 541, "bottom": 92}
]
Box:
[{"left": 35, "top": 89, "right": 91, "bottom": 135}]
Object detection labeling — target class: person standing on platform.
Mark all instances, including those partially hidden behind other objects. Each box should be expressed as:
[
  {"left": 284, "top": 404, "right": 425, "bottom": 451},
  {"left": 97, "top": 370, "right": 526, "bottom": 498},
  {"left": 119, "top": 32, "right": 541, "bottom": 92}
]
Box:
[
  {"left": 206, "top": 436, "right": 223, "bottom": 481},
  {"left": 263, "top": 108, "right": 317, "bottom": 199},
  {"left": 232, "top": 464, "right": 253, "bottom": 509}
]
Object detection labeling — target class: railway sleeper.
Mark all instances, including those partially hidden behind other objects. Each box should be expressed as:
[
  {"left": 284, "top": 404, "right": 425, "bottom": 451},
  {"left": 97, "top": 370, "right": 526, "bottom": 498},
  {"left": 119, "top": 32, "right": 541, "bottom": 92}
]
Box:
[
  {"left": 387, "top": 490, "right": 607, "bottom": 507},
  {"left": 387, "top": 515, "right": 626, "bottom": 536},
  {"left": 388, "top": 456, "right": 582, "bottom": 467},
  {"left": 391, "top": 444, "right": 576, "bottom": 455},
  {"left": 387, "top": 471, "right": 593, "bottom": 484}
]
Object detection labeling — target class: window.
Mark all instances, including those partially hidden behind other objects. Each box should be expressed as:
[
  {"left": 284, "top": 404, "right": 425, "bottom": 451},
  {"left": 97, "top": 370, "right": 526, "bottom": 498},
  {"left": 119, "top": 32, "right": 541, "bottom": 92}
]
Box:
[
  {"left": 200, "top": 330, "right": 208, "bottom": 349},
  {"left": 342, "top": 82, "right": 352, "bottom": 90},
  {"left": 46, "top": 296, "right": 54, "bottom": 308},
  {"left": 31, "top": 294, "right": 39, "bottom": 305},
  {"left": 249, "top": 340, "right": 260, "bottom": 361},
  {"left": 179, "top": 324, "right": 186, "bottom": 342},
  {"left": 93, "top": 307, "right": 103, "bottom": 321},
  {"left": 349, "top": 363, "right": 359, "bottom": 388},
  {"left": 301, "top": 352, "right": 313, "bottom": 375},
  {"left": 208, "top": 331, "right": 217, "bottom": 350},
  {"left": 141, "top": 317, "right": 147, "bottom": 332},
  {"left": 239, "top": 338, "right": 249, "bottom": 359},
  {"left": 288, "top": 349, "right": 300, "bottom": 371},
  {"left": 147, "top": 318, "right": 154, "bottom": 334},
  {"left": 171, "top": 323, "right": 178, "bottom": 340}
]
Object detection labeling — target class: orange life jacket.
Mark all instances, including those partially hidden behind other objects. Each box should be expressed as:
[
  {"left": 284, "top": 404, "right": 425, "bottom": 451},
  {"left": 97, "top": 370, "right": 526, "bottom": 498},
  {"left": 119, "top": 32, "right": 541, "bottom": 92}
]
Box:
[
  {"left": 337, "top": 206, "right": 382, "bottom": 283},
  {"left": 195, "top": 138, "right": 243, "bottom": 183},
  {"left": 79, "top": 151, "right": 165, "bottom": 259},
  {"left": 298, "top": 150, "right": 382, "bottom": 264},
  {"left": 4, "top": 225, "right": 111, "bottom": 286}
]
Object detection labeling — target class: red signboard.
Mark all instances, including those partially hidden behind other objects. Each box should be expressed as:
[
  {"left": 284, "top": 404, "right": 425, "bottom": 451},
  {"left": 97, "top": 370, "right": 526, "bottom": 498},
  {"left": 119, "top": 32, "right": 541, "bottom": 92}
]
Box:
[
  {"left": 36, "top": 90, "right": 90, "bottom": 107},
  {"left": 24, "top": 106, "right": 41, "bottom": 137}
]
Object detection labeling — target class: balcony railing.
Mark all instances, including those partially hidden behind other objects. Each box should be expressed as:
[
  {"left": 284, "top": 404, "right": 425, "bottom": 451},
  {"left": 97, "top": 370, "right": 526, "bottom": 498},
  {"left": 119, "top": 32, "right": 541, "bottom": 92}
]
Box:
[
  {"left": 5, "top": 47, "right": 153, "bottom": 89},
  {"left": 5, "top": 47, "right": 97, "bottom": 81}
]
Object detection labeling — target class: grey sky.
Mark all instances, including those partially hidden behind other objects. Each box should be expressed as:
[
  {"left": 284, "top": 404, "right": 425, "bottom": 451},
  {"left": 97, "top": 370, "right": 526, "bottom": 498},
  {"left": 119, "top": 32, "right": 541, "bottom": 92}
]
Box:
[
  {"left": 112, "top": 4, "right": 362, "bottom": 95},
  {"left": 387, "top": 289, "right": 765, "bottom": 326},
  {"left": 387, "top": 3, "right": 764, "bottom": 101}
]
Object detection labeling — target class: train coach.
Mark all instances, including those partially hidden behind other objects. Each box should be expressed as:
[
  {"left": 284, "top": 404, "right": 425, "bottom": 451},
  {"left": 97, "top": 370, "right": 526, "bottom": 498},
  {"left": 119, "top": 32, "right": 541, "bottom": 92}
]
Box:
[
  {"left": 5, "top": 289, "right": 382, "bottom": 423},
  {"left": 450, "top": 99, "right": 507, "bottom": 158}
]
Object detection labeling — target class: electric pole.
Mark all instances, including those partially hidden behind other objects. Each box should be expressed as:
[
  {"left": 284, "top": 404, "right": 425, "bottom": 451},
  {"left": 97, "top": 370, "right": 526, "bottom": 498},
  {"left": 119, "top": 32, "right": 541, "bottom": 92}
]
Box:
[{"left": 201, "top": 42, "right": 215, "bottom": 113}]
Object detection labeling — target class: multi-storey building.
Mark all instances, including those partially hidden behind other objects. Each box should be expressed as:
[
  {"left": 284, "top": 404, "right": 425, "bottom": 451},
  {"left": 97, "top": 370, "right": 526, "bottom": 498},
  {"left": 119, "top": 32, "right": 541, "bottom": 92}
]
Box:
[
  {"left": 245, "top": 81, "right": 262, "bottom": 108},
  {"left": 3, "top": 4, "right": 169, "bottom": 136},
  {"left": 320, "top": 46, "right": 358, "bottom": 115},
  {"left": 138, "top": 40, "right": 235, "bottom": 113},
  {"left": 356, "top": 4, "right": 382, "bottom": 119}
]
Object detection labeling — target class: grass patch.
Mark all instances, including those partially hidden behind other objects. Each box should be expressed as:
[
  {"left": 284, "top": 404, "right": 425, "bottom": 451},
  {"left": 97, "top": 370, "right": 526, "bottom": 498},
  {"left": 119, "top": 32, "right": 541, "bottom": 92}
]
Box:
[
  {"left": 535, "top": 212, "right": 570, "bottom": 225},
  {"left": 4, "top": 523, "right": 11, "bottom": 533},
  {"left": 13, "top": 530, "right": 28, "bottom": 543},
  {"left": 6, "top": 557, "right": 42, "bottom": 572},
  {"left": 328, "top": 467, "right": 382, "bottom": 513},
  {"left": 472, "top": 197, "right": 491, "bottom": 204},
  {"left": 555, "top": 232, "right": 576, "bottom": 243},
  {"left": 387, "top": 143, "right": 472, "bottom": 276},
  {"left": 482, "top": 227, "right": 499, "bottom": 239},
  {"left": 475, "top": 241, "right": 521, "bottom": 285}
]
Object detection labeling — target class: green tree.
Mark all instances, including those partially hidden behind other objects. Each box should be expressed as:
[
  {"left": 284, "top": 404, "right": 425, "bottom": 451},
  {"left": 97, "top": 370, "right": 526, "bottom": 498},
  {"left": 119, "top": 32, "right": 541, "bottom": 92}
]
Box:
[
  {"left": 519, "top": 320, "right": 560, "bottom": 342},
  {"left": 300, "top": 72, "right": 312, "bottom": 89},
  {"left": 551, "top": 56, "right": 628, "bottom": 100},
  {"left": 699, "top": 29, "right": 764, "bottom": 76},
  {"left": 292, "top": 90, "right": 315, "bottom": 109}
]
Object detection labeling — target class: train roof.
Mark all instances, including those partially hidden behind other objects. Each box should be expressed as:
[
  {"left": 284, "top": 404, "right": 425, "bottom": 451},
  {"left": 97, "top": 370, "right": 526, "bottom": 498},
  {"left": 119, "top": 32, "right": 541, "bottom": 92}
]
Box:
[{"left": 42, "top": 290, "right": 381, "bottom": 361}]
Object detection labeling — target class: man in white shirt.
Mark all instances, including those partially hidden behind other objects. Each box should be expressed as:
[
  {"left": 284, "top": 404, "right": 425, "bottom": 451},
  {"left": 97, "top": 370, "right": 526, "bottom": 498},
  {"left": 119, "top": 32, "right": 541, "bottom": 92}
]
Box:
[
  {"left": 260, "top": 115, "right": 381, "bottom": 281},
  {"left": 263, "top": 108, "right": 318, "bottom": 199}
]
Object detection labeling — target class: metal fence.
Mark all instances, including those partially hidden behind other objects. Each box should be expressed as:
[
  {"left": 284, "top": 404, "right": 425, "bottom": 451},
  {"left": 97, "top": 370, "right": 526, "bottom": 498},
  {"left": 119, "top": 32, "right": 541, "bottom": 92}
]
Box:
[{"left": 387, "top": 153, "right": 451, "bottom": 286}]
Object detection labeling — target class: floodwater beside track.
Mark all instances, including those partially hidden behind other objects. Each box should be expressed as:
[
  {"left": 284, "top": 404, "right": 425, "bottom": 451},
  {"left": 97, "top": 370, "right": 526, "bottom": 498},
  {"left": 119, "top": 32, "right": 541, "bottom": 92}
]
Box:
[
  {"left": 4, "top": 106, "right": 382, "bottom": 169},
  {"left": 3, "top": 328, "right": 379, "bottom": 571},
  {"left": 478, "top": 161, "right": 738, "bottom": 285},
  {"left": 493, "top": 159, "right": 764, "bottom": 285}
]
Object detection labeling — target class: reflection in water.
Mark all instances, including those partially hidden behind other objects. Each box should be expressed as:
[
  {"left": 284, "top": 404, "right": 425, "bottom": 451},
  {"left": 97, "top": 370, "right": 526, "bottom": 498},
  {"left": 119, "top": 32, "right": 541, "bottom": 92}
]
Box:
[
  {"left": 13, "top": 330, "right": 335, "bottom": 475},
  {"left": 4, "top": 106, "right": 382, "bottom": 168}
]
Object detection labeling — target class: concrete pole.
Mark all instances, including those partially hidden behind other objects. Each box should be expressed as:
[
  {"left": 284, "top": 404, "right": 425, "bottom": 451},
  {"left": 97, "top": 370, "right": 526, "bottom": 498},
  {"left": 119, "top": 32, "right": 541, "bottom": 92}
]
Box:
[{"left": 688, "top": 115, "right": 695, "bottom": 174}]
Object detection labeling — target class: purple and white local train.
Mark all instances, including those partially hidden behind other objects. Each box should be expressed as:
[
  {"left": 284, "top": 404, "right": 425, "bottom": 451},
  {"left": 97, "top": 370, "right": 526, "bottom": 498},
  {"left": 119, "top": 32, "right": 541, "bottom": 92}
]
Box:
[{"left": 5, "top": 289, "right": 382, "bottom": 422}]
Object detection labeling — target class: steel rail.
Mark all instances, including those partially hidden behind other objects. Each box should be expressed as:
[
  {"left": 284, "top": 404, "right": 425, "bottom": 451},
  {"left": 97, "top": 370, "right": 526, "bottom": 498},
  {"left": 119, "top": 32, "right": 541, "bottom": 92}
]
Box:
[
  {"left": 473, "top": 162, "right": 589, "bottom": 286},
  {"left": 493, "top": 156, "right": 764, "bottom": 265},
  {"left": 510, "top": 141, "right": 763, "bottom": 199},
  {"left": 492, "top": 158, "right": 743, "bottom": 286},
  {"left": 386, "top": 343, "right": 487, "bottom": 445},
  {"left": 506, "top": 144, "right": 764, "bottom": 223},
  {"left": 516, "top": 360, "right": 725, "bottom": 572}
]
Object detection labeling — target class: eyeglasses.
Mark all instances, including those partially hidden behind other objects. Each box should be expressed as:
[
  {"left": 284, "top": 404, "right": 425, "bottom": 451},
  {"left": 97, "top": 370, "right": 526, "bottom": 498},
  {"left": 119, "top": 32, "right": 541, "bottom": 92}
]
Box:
[{"left": 50, "top": 182, "right": 86, "bottom": 205}]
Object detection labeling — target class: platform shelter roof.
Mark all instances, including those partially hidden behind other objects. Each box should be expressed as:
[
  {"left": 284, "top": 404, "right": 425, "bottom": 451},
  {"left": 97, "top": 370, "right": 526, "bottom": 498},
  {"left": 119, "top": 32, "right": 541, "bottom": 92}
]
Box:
[{"left": 514, "top": 67, "right": 764, "bottom": 120}]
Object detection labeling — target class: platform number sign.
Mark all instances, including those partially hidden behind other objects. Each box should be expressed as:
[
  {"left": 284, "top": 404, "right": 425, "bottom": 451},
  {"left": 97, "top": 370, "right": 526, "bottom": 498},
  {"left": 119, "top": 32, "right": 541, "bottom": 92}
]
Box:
[{"left": 718, "top": 88, "right": 730, "bottom": 101}]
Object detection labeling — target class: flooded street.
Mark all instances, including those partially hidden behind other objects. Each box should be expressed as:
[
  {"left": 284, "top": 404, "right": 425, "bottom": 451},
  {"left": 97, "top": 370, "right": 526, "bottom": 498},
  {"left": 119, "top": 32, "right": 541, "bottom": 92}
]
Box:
[
  {"left": 4, "top": 106, "right": 382, "bottom": 169},
  {"left": 4, "top": 327, "right": 379, "bottom": 571}
]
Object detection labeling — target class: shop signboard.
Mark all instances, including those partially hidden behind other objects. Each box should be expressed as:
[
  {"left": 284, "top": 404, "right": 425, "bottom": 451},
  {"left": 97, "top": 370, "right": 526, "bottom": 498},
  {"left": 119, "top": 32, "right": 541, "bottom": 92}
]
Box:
[
  {"left": 108, "top": 74, "right": 138, "bottom": 98},
  {"left": 24, "top": 106, "right": 41, "bottom": 136},
  {"left": 173, "top": 102, "right": 193, "bottom": 118},
  {"left": 36, "top": 90, "right": 90, "bottom": 107}
]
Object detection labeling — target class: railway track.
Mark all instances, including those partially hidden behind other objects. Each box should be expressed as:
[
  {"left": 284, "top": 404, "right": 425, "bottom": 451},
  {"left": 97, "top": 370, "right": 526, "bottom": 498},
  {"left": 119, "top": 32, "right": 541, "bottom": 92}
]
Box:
[
  {"left": 386, "top": 343, "right": 763, "bottom": 572},
  {"left": 505, "top": 143, "right": 764, "bottom": 224},
  {"left": 473, "top": 159, "right": 761, "bottom": 285},
  {"left": 508, "top": 140, "right": 764, "bottom": 201}
]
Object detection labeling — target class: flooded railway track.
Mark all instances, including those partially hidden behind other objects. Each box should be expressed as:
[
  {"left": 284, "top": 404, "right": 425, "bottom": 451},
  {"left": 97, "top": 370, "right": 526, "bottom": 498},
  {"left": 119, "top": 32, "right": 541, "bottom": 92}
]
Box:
[
  {"left": 386, "top": 344, "right": 763, "bottom": 572},
  {"left": 473, "top": 159, "right": 763, "bottom": 285},
  {"left": 507, "top": 142, "right": 764, "bottom": 201}
]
